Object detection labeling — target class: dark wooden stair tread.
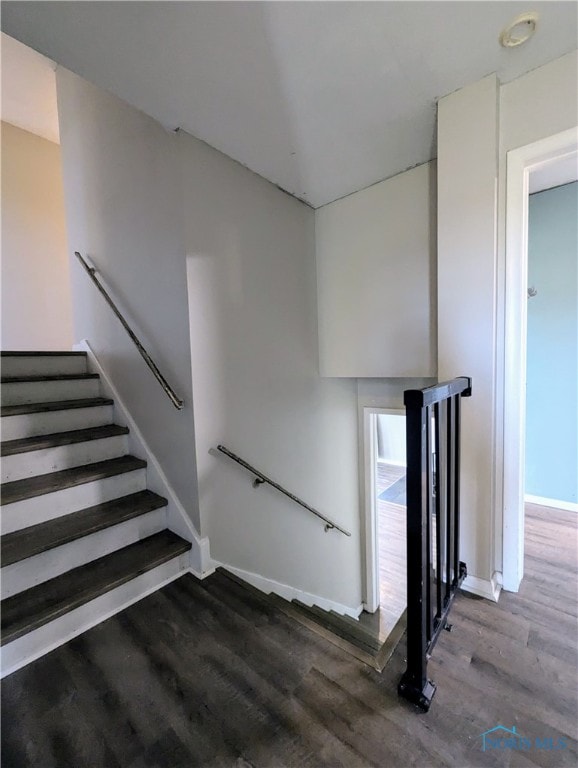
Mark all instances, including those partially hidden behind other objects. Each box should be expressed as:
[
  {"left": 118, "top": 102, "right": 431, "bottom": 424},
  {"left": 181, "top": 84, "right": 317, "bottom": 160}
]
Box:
[
  {"left": 1, "top": 490, "right": 168, "bottom": 567},
  {"left": 1, "top": 398, "right": 113, "bottom": 417},
  {"left": 1, "top": 531, "right": 191, "bottom": 645},
  {"left": 1, "top": 373, "right": 99, "bottom": 383},
  {"left": 217, "top": 568, "right": 380, "bottom": 650},
  {"left": 216, "top": 568, "right": 397, "bottom": 668},
  {"left": 289, "top": 600, "right": 383, "bottom": 652},
  {"left": 0, "top": 351, "right": 87, "bottom": 357},
  {"left": 1, "top": 456, "right": 147, "bottom": 506},
  {"left": 1, "top": 424, "right": 129, "bottom": 456}
]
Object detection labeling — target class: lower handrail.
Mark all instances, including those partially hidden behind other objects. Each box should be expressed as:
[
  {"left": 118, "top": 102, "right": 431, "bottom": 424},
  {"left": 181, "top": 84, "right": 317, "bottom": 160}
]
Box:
[{"left": 217, "top": 445, "right": 351, "bottom": 537}]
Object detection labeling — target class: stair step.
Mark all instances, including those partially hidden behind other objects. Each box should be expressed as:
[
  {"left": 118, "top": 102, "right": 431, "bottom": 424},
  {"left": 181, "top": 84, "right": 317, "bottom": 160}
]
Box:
[
  {"left": 0, "top": 455, "right": 147, "bottom": 506},
  {"left": 0, "top": 352, "right": 88, "bottom": 377},
  {"left": 1, "top": 424, "right": 128, "bottom": 456},
  {"left": 1, "top": 531, "right": 191, "bottom": 646},
  {"left": 1, "top": 375, "right": 101, "bottom": 406},
  {"left": 1, "top": 398, "right": 113, "bottom": 417},
  {"left": 0, "top": 351, "right": 87, "bottom": 357},
  {"left": 1, "top": 490, "right": 167, "bottom": 567},
  {"left": 291, "top": 600, "right": 383, "bottom": 652},
  {"left": 1, "top": 373, "right": 99, "bottom": 383}
]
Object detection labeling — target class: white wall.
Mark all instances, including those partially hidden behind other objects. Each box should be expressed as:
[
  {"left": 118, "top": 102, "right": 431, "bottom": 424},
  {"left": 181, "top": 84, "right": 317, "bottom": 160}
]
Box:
[
  {"left": 437, "top": 75, "right": 499, "bottom": 598},
  {"left": 377, "top": 413, "right": 406, "bottom": 466},
  {"left": 498, "top": 51, "right": 578, "bottom": 583},
  {"left": 180, "top": 130, "right": 362, "bottom": 611},
  {"left": 437, "top": 51, "right": 578, "bottom": 598},
  {"left": 55, "top": 69, "right": 200, "bottom": 532},
  {"left": 1, "top": 121, "right": 73, "bottom": 351},
  {"left": 315, "top": 162, "right": 437, "bottom": 378}
]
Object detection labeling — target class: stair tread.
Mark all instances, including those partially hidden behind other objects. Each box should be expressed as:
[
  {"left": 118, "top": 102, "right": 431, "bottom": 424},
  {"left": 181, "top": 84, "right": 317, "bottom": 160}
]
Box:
[
  {"left": 0, "top": 351, "right": 87, "bottom": 357},
  {"left": 1, "top": 455, "right": 147, "bottom": 506},
  {"left": 290, "top": 600, "right": 383, "bottom": 651},
  {"left": 1, "top": 398, "right": 114, "bottom": 417},
  {"left": 1, "top": 373, "right": 99, "bottom": 383},
  {"left": 1, "top": 490, "right": 168, "bottom": 567},
  {"left": 1, "top": 424, "right": 129, "bottom": 456},
  {"left": 1, "top": 531, "right": 191, "bottom": 645},
  {"left": 216, "top": 569, "right": 383, "bottom": 654}
]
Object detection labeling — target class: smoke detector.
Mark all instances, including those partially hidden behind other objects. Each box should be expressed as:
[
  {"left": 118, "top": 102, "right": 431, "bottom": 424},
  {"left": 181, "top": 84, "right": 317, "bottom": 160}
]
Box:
[{"left": 500, "top": 12, "right": 539, "bottom": 47}]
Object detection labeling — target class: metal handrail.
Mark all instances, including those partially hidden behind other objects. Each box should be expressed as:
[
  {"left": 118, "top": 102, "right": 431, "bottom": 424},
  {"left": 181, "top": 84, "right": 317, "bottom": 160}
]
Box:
[
  {"left": 217, "top": 445, "right": 351, "bottom": 536},
  {"left": 74, "top": 251, "right": 184, "bottom": 409}
]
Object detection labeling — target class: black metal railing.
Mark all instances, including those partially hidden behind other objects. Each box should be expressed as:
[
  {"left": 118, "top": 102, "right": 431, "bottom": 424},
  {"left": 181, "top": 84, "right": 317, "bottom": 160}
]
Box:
[
  {"left": 216, "top": 445, "right": 351, "bottom": 536},
  {"left": 398, "top": 376, "right": 472, "bottom": 711}
]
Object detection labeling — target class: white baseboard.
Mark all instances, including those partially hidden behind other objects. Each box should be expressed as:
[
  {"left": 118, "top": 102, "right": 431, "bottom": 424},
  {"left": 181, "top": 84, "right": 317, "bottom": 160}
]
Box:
[
  {"left": 216, "top": 562, "right": 363, "bottom": 619},
  {"left": 525, "top": 494, "right": 578, "bottom": 513},
  {"left": 461, "top": 571, "right": 502, "bottom": 602},
  {"left": 75, "top": 340, "right": 212, "bottom": 576}
]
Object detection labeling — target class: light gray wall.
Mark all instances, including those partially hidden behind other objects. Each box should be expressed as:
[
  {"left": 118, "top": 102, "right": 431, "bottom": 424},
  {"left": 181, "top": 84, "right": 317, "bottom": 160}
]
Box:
[
  {"left": 437, "top": 51, "right": 578, "bottom": 596},
  {"left": 1, "top": 121, "right": 73, "bottom": 351},
  {"left": 56, "top": 68, "right": 200, "bottom": 531},
  {"left": 437, "top": 74, "right": 499, "bottom": 596},
  {"left": 180, "top": 130, "right": 362, "bottom": 610},
  {"left": 315, "top": 161, "right": 437, "bottom": 378}
]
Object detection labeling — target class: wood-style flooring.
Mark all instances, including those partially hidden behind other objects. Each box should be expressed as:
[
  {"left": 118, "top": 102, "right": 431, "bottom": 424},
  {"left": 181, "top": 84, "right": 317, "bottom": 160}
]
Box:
[
  {"left": 372, "top": 462, "right": 406, "bottom": 642},
  {"left": 2, "top": 503, "right": 577, "bottom": 767}
]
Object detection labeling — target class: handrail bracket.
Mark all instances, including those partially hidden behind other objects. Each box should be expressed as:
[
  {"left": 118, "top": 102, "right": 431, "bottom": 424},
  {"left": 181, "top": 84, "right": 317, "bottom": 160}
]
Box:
[{"left": 217, "top": 445, "right": 351, "bottom": 537}]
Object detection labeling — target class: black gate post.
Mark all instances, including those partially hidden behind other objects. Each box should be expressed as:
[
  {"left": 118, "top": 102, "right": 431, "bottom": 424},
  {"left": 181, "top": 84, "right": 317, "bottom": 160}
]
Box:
[
  {"left": 397, "top": 392, "right": 434, "bottom": 709},
  {"left": 398, "top": 377, "right": 471, "bottom": 711}
]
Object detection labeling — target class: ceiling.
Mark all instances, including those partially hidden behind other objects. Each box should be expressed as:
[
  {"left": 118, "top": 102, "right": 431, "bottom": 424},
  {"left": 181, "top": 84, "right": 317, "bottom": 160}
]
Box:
[
  {"left": 1, "top": 32, "right": 59, "bottom": 143},
  {"left": 1, "top": 1, "right": 577, "bottom": 207}
]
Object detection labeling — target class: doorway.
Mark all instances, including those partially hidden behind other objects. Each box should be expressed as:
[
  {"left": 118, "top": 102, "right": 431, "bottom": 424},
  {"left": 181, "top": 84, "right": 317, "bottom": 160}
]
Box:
[
  {"left": 363, "top": 408, "right": 407, "bottom": 640},
  {"left": 502, "top": 127, "right": 578, "bottom": 591}
]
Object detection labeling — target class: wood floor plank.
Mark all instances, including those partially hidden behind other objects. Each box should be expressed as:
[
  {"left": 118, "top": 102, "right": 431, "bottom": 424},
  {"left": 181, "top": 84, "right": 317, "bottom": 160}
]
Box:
[{"left": 1, "top": 506, "right": 577, "bottom": 767}]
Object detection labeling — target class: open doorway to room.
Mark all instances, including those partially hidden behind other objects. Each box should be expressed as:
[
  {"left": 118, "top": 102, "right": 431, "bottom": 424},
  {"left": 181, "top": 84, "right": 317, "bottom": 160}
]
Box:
[
  {"left": 525, "top": 171, "right": 577, "bottom": 514},
  {"left": 362, "top": 408, "right": 407, "bottom": 644},
  {"left": 503, "top": 127, "right": 578, "bottom": 592},
  {"left": 523, "top": 162, "right": 577, "bottom": 600}
]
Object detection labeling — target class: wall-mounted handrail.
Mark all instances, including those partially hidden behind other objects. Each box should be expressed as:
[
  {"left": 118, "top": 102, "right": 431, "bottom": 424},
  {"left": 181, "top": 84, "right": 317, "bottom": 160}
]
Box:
[
  {"left": 75, "top": 251, "right": 184, "bottom": 410},
  {"left": 217, "top": 445, "right": 351, "bottom": 536}
]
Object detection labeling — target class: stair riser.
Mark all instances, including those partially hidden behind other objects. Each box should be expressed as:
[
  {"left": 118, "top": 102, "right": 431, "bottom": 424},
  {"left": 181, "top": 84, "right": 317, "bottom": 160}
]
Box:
[
  {"left": 1, "top": 435, "right": 128, "bottom": 483},
  {"left": 1, "top": 379, "right": 100, "bottom": 406},
  {"left": 1, "top": 356, "right": 87, "bottom": 377},
  {"left": 1, "top": 469, "right": 147, "bottom": 534},
  {"left": 0, "top": 555, "right": 189, "bottom": 678},
  {"left": 1, "top": 404, "right": 114, "bottom": 441},
  {"left": 2, "top": 508, "right": 167, "bottom": 599}
]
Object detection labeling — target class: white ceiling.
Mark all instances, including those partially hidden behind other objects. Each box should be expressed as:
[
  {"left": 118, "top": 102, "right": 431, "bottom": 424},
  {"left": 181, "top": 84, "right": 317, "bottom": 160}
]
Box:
[
  {"left": 1, "top": 32, "right": 59, "bottom": 143},
  {"left": 1, "top": 2, "right": 577, "bottom": 207}
]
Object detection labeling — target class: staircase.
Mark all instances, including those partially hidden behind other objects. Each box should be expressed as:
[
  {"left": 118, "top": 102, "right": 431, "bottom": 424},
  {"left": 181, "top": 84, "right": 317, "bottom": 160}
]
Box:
[
  {"left": 0, "top": 351, "right": 192, "bottom": 676},
  {"left": 219, "top": 569, "right": 405, "bottom": 672}
]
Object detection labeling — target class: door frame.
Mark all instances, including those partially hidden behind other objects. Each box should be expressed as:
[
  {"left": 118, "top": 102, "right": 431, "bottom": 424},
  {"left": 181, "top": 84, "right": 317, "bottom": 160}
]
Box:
[
  {"left": 362, "top": 406, "right": 405, "bottom": 613},
  {"left": 502, "top": 126, "right": 578, "bottom": 592}
]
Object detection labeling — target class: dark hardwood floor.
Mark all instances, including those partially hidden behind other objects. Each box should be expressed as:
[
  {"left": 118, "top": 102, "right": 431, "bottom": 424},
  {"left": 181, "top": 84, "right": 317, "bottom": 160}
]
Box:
[{"left": 2, "top": 503, "right": 577, "bottom": 767}]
